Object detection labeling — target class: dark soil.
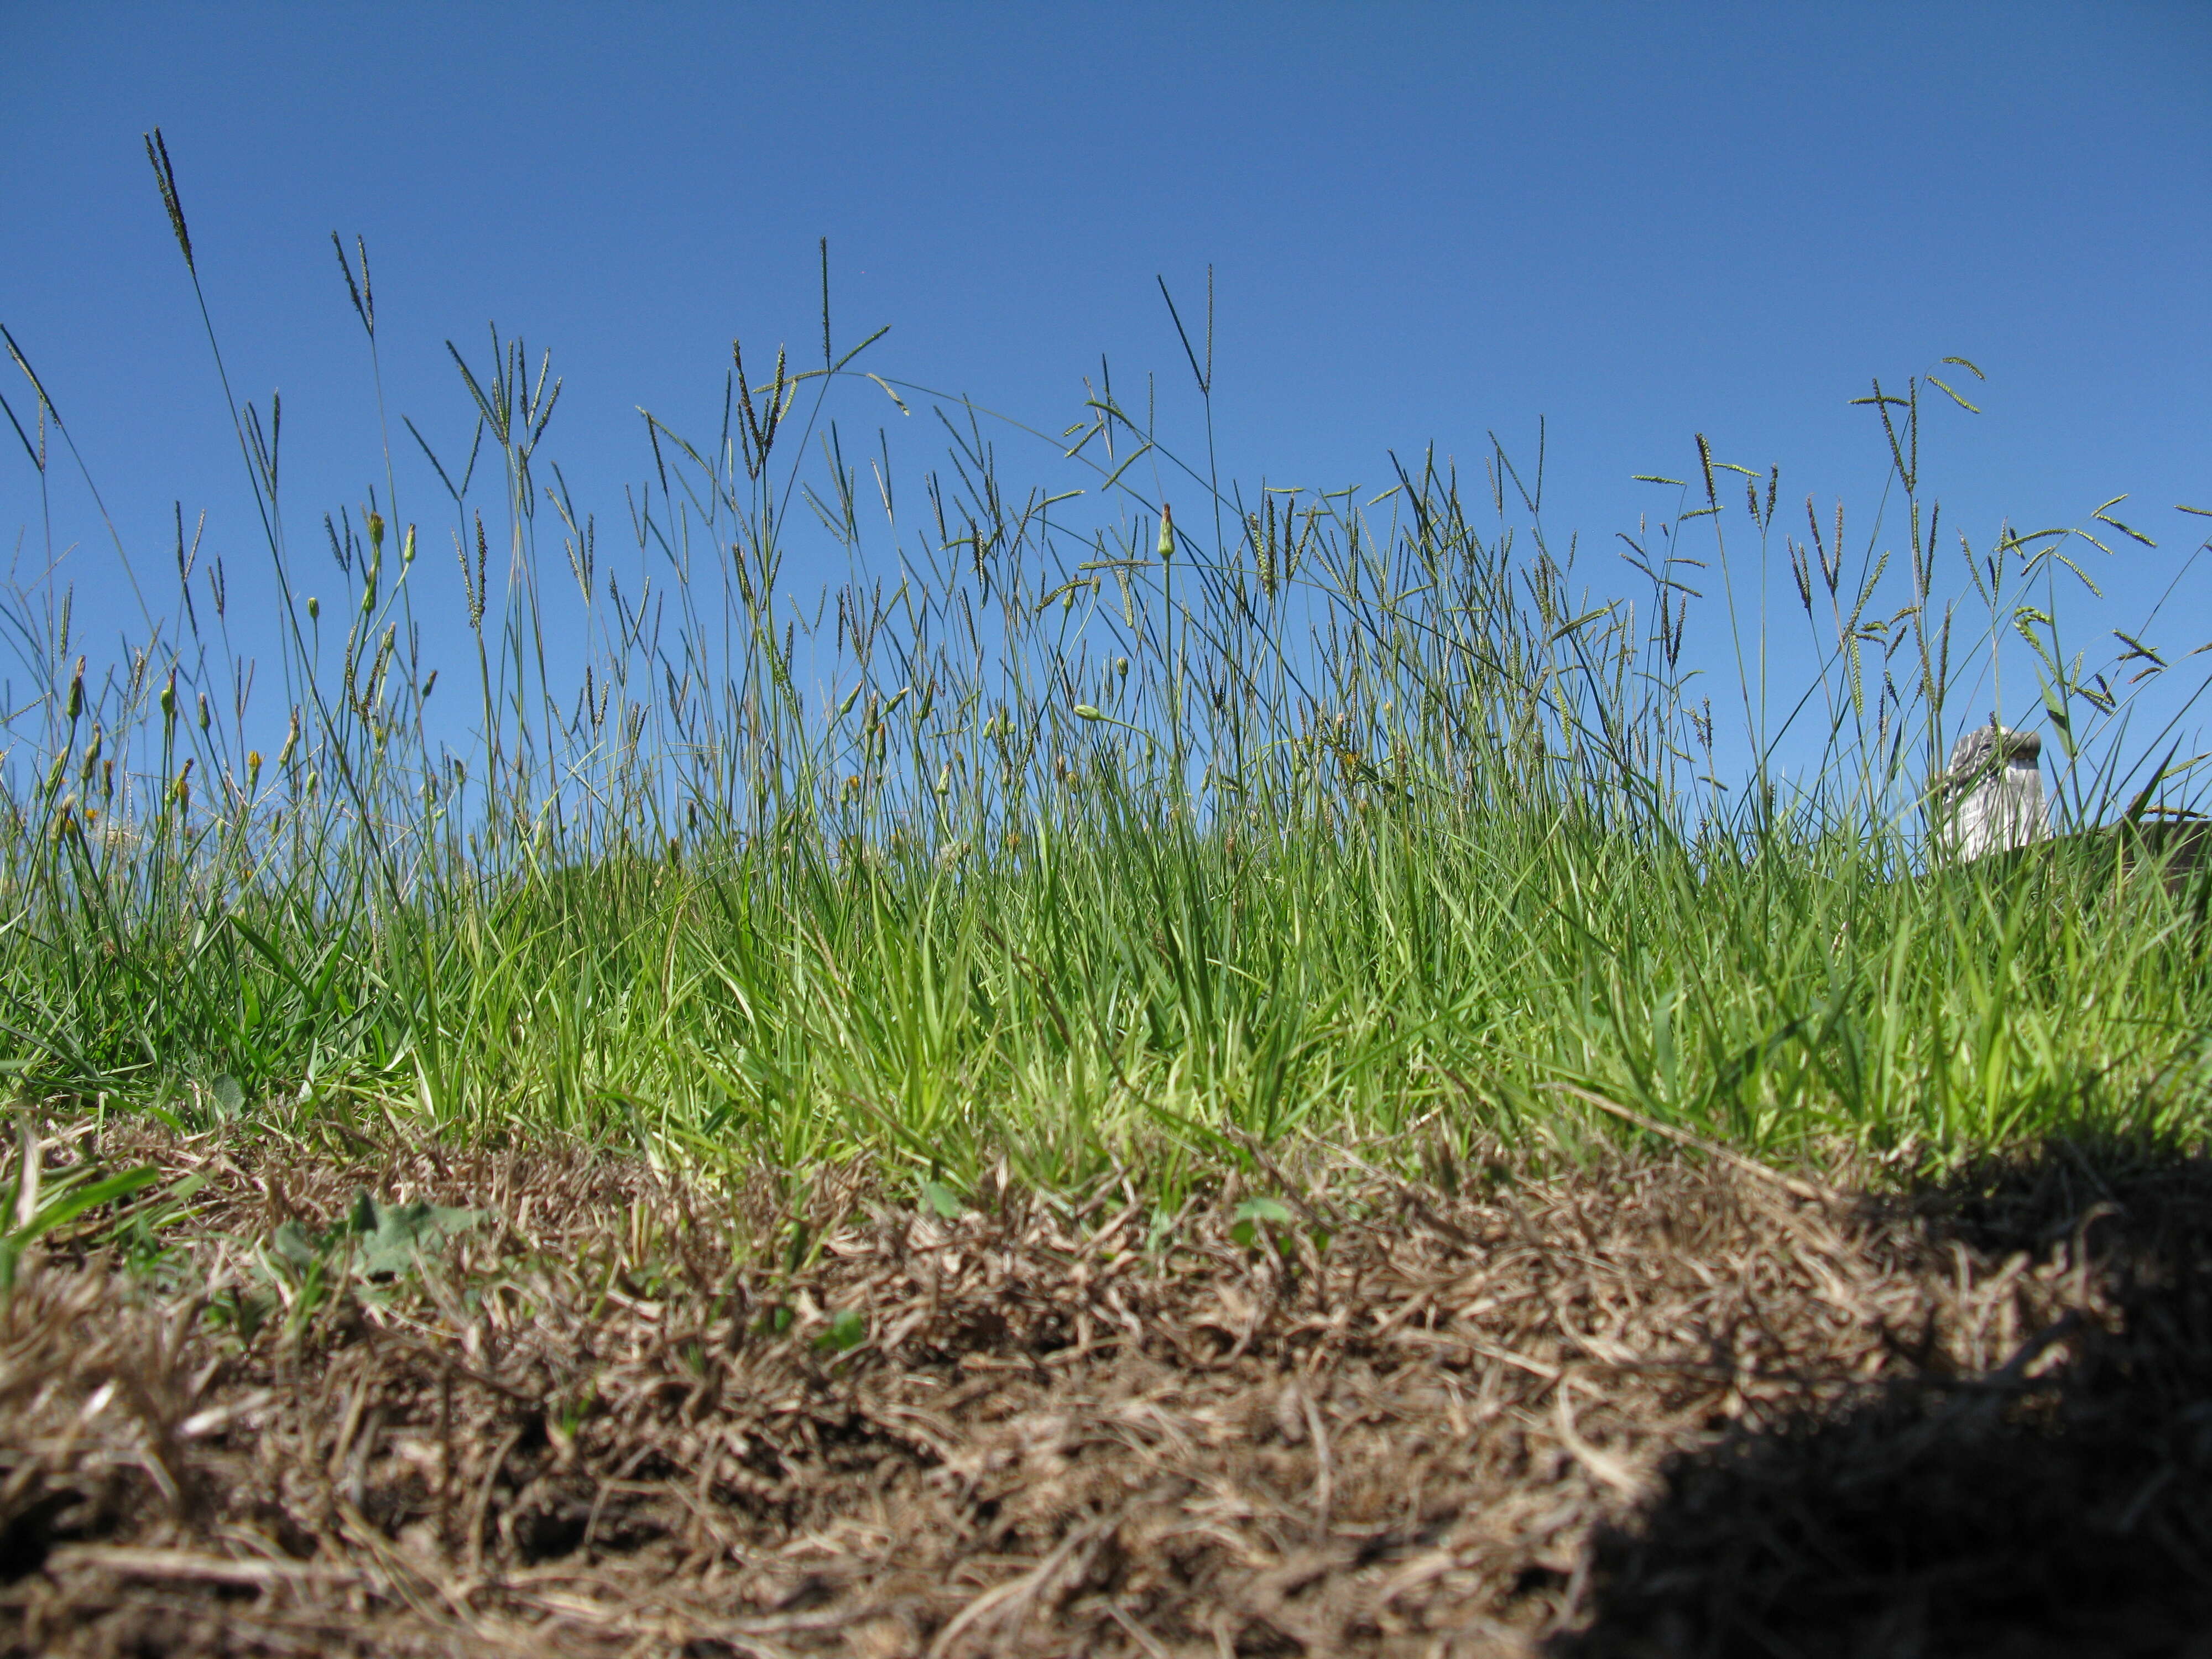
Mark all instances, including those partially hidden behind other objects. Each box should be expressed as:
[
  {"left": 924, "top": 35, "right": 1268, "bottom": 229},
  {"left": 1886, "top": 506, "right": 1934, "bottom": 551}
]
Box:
[{"left": 3, "top": 1123, "right": 2207, "bottom": 1657}]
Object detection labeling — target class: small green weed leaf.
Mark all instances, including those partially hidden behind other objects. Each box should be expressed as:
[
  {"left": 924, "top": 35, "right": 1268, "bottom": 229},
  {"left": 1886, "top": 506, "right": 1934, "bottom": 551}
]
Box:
[
  {"left": 921, "top": 1181, "right": 964, "bottom": 1220},
  {"left": 817, "top": 1306, "right": 867, "bottom": 1352},
  {"left": 270, "top": 1220, "right": 323, "bottom": 1272},
  {"left": 271, "top": 1192, "right": 485, "bottom": 1281},
  {"left": 351, "top": 1194, "right": 485, "bottom": 1278},
  {"left": 211, "top": 1074, "right": 246, "bottom": 1118}
]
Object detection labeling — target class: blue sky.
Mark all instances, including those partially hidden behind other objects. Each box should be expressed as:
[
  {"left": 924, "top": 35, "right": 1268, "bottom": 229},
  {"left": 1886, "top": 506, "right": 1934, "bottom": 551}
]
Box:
[{"left": 4, "top": 2, "right": 2208, "bottom": 802}]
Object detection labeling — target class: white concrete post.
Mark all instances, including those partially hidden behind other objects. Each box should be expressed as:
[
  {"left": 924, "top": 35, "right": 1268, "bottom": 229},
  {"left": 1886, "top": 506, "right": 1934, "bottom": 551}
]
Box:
[{"left": 1928, "top": 723, "right": 2050, "bottom": 862}]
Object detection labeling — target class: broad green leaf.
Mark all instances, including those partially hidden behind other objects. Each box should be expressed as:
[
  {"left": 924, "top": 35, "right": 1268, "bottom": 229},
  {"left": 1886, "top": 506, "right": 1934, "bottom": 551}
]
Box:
[
  {"left": 349, "top": 1194, "right": 486, "bottom": 1278},
  {"left": 271, "top": 1191, "right": 486, "bottom": 1281}
]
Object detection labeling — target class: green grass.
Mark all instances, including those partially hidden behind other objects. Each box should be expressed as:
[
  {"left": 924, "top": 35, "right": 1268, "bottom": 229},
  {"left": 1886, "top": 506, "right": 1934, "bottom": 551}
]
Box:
[{"left": 3, "top": 151, "right": 2208, "bottom": 1196}]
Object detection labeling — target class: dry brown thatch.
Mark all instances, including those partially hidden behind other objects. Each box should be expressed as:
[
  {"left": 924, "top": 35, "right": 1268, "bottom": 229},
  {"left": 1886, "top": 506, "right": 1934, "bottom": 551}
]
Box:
[{"left": 3, "top": 1124, "right": 2206, "bottom": 1657}]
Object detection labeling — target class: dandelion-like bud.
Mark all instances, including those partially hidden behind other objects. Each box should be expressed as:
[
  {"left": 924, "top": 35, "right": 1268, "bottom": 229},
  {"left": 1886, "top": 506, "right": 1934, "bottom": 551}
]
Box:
[{"left": 1157, "top": 503, "right": 1175, "bottom": 563}]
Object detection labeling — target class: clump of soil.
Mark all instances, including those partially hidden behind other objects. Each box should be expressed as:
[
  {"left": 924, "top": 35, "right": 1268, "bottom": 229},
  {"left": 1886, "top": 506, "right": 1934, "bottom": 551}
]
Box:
[{"left": 2, "top": 1125, "right": 2206, "bottom": 1657}]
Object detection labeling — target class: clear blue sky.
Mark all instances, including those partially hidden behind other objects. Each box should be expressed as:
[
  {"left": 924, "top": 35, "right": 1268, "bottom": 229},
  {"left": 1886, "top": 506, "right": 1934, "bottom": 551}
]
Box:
[{"left": 5, "top": 2, "right": 2208, "bottom": 800}]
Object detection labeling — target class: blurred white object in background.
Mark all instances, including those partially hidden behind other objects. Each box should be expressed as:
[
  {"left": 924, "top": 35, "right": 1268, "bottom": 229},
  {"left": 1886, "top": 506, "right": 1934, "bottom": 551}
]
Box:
[{"left": 1929, "top": 724, "right": 2050, "bottom": 861}]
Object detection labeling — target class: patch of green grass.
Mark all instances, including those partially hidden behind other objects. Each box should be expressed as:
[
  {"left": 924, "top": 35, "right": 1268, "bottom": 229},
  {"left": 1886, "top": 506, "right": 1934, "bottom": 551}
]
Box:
[{"left": 2, "top": 149, "right": 2208, "bottom": 1191}]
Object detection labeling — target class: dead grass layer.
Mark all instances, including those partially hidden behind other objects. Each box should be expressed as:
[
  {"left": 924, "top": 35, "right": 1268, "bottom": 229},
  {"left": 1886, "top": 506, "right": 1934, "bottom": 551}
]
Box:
[{"left": 3, "top": 1127, "right": 2209, "bottom": 1658}]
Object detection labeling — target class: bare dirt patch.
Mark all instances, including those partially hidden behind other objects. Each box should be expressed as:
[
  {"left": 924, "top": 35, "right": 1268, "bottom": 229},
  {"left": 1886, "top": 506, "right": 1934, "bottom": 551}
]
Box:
[{"left": 3, "top": 1126, "right": 2207, "bottom": 1657}]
